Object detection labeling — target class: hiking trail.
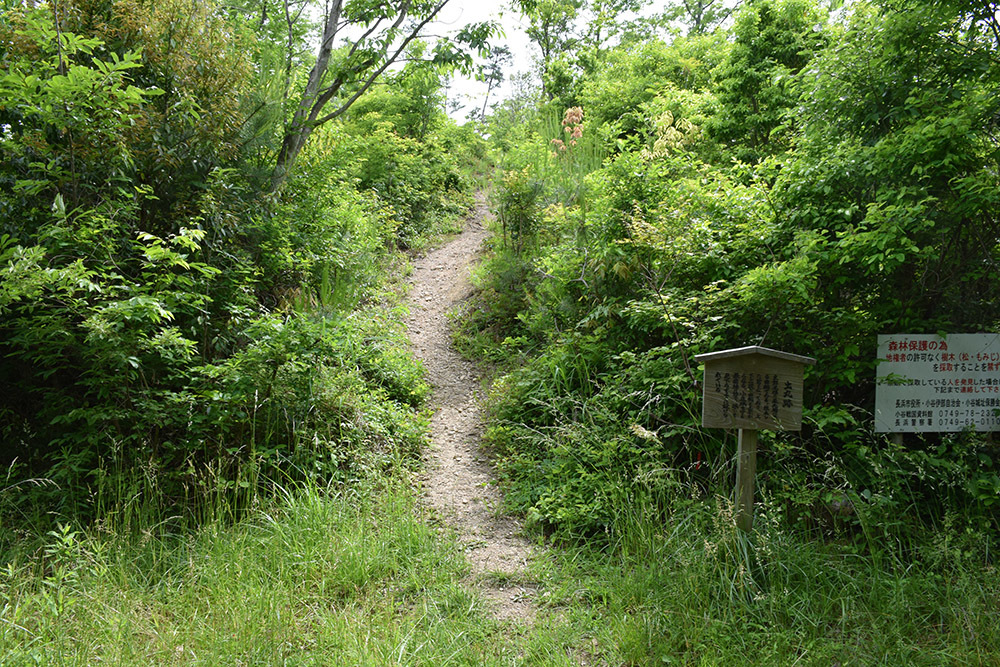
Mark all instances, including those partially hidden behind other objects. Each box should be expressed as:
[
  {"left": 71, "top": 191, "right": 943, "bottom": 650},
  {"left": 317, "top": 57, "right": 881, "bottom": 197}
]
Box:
[{"left": 405, "top": 194, "right": 538, "bottom": 623}]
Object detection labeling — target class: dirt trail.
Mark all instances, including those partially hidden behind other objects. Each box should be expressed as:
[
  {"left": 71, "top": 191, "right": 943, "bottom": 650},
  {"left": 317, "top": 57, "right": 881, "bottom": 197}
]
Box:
[{"left": 405, "top": 195, "right": 537, "bottom": 623}]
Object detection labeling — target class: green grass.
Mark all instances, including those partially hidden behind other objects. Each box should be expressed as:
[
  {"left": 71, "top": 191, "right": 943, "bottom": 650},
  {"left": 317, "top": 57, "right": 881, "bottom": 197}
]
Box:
[
  {"left": 3, "top": 454, "right": 998, "bottom": 667},
  {"left": 7, "top": 480, "right": 996, "bottom": 666},
  {"left": 524, "top": 491, "right": 1000, "bottom": 666},
  {"left": 0, "top": 482, "right": 545, "bottom": 665}
]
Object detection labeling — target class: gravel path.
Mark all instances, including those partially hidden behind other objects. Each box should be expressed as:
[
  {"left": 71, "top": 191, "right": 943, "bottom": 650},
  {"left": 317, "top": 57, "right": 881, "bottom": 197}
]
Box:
[{"left": 405, "top": 195, "right": 538, "bottom": 623}]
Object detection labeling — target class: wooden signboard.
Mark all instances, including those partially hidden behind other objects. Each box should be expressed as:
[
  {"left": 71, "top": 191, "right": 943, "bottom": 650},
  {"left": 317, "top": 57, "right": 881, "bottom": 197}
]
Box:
[
  {"left": 696, "top": 346, "right": 814, "bottom": 431},
  {"left": 694, "top": 346, "right": 815, "bottom": 532}
]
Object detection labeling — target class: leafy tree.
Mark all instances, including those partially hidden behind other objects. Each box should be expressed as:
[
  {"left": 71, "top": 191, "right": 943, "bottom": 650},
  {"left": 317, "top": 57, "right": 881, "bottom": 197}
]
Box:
[
  {"left": 582, "top": 0, "right": 650, "bottom": 53},
  {"left": 224, "top": 0, "right": 316, "bottom": 107},
  {"left": 579, "top": 34, "right": 726, "bottom": 139},
  {"left": 339, "top": 52, "right": 473, "bottom": 242},
  {"left": 0, "top": 7, "right": 221, "bottom": 512},
  {"left": 519, "top": 0, "right": 659, "bottom": 105},
  {"left": 119, "top": 0, "right": 255, "bottom": 226},
  {"left": 769, "top": 0, "right": 1000, "bottom": 395},
  {"left": 706, "top": 0, "right": 827, "bottom": 162},
  {"left": 666, "top": 0, "right": 741, "bottom": 34},
  {"left": 0, "top": 4, "right": 155, "bottom": 231},
  {"left": 478, "top": 44, "right": 512, "bottom": 121},
  {"left": 348, "top": 42, "right": 446, "bottom": 140},
  {"left": 520, "top": 0, "right": 582, "bottom": 100},
  {"left": 483, "top": 71, "right": 543, "bottom": 151},
  {"left": 271, "top": 0, "right": 494, "bottom": 189}
]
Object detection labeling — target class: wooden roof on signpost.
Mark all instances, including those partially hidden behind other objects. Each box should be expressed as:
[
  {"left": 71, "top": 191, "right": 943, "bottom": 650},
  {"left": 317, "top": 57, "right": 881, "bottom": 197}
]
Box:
[{"left": 694, "top": 346, "right": 816, "bottom": 366}]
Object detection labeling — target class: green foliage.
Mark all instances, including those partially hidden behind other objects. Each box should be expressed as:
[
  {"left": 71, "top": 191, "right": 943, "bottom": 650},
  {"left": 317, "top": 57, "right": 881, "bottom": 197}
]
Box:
[
  {"left": 665, "top": 0, "right": 739, "bottom": 35},
  {"left": 263, "top": 125, "right": 400, "bottom": 307},
  {"left": 482, "top": 72, "right": 544, "bottom": 154},
  {"left": 472, "top": 0, "right": 1000, "bottom": 543},
  {"left": 485, "top": 342, "right": 709, "bottom": 537},
  {"left": 0, "top": 0, "right": 478, "bottom": 528},
  {"left": 0, "top": 485, "right": 516, "bottom": 664},
  {"left": 578, "top": 34, "right": 725, "bottom": 138},
  {"left": 517, "top": 0, "right": 672, "bottom": 109},
  {"left": 348, "top": 47, "right": 445, "bottom": 141},
  {"left": 0, "top": 6, "right": 153, "bottom": 228},
  {"left": 340, "top": 58, "right": 477, "bottom": 246},
  {"left": 706, "top": 0, "right": 828, "bottom": 162},
  {"left": 495, "top": 166, "right": 544, "bottom": 254}
]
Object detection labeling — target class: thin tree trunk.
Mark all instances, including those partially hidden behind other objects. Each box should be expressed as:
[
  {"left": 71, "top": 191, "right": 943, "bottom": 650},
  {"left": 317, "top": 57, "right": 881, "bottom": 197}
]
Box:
[
  {"left": 270, "top": 0, "right": 450, "bottom": 192},
  {"left": 271, "top": 0, "right": 344, "bottom": 191},
  {"left": 481, "top": 81, "right": 494, "bottom": 121}
]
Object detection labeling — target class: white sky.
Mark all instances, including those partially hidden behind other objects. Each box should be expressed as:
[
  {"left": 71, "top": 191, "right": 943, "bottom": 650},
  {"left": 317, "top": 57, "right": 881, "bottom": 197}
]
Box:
[{"left": 430, "top": 0, "right": 536, "bottom": 121}]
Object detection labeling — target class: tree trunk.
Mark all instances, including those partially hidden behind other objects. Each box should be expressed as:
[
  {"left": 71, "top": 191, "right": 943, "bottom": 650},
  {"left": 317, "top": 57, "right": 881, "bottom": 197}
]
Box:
[
  {"left": 271, "top": 0, "right": 344, "bottom": 192},
  {"left": 269, "top": 0, "right": 451, "bottom": 192}
]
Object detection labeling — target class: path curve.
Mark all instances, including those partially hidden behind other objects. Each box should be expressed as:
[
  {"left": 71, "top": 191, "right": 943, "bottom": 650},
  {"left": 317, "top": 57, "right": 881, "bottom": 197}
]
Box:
[{"left": 405, "top": 194, "right": 537, "bottom": 623}]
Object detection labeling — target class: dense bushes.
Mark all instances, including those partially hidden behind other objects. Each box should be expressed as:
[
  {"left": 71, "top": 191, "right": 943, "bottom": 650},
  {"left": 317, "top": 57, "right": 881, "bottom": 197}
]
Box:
[
  {"left": 0, "top": 0, "right": 476, "bottom": 528},
  {"left": 467, "top": 0, "right": 1000, "bottom": 541}
]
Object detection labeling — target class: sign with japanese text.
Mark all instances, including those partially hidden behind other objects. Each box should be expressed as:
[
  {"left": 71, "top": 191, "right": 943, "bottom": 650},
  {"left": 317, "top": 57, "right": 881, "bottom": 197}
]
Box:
[
  {"left": 695, "top": 346, "right": 815, "bottom": 431},
  {"left": 875, "top": 333, "right": 1000, "bottom": 433}
]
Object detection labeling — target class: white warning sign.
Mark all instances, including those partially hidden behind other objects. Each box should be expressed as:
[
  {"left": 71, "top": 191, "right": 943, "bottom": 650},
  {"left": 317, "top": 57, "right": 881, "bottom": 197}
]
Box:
[{"left": 875, "top": 334, "right": 1000, "bottom": 433}]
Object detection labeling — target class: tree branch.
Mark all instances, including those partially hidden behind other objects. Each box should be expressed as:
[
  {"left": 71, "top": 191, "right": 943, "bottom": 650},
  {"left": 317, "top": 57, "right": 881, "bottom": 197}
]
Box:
[{"left": 312, "top": 1, "right": 448, "bottom": 126}]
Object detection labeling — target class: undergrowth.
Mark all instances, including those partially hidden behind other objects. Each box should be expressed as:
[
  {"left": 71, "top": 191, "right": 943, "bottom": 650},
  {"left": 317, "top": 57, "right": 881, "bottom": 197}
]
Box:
[
  {"left": 532, "top": 490, "right": 1000, "bottom": 665},
  {"left": 0, "top": 483, "right": 513, "bottom": 665}
]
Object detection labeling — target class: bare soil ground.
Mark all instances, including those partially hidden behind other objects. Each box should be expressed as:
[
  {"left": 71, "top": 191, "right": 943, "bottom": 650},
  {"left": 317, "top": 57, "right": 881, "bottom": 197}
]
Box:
[{"left": 405, "top": 195, "right": 538, "bottom": 623}]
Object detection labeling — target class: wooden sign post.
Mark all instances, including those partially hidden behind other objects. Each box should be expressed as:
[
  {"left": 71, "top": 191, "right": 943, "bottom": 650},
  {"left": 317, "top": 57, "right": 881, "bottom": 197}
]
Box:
[{"left": 694, "top": 346, "right": 815, "bottom": 532}]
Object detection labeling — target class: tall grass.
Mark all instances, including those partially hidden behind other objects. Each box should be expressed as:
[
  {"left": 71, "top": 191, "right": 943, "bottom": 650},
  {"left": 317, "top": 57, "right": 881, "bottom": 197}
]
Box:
[
  {"left": 493, "top": 106, "right": 605, "bottom": 253},
  {"left": 534, "top": 107, "right": 605, "bottom": 213},
  {"left": 531, "top": 485, "right": 1000, "bottom": 666},
  {"left": 0, "top": 482, "right": 531, "bottom": 665}
]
